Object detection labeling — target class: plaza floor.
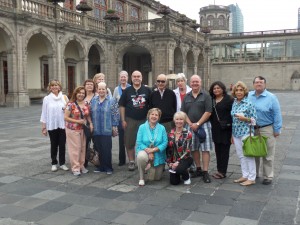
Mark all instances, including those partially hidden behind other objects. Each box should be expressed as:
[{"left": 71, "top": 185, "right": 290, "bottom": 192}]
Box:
[{"left": 0, "top": 91, "right": 299, "bottom": 225}]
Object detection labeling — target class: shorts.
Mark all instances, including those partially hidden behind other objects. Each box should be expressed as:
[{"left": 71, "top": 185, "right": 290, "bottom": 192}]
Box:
[
  {"left": 191, "top": 121, "right": 213, "bottom": 152},
  {"left": 124, "top": 117, "right": 145, "bottom": 150}
]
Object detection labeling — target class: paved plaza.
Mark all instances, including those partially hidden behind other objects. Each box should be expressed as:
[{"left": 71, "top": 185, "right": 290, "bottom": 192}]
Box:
[{"left": 0, "top": 91, "right": 299, "bottom": 225}]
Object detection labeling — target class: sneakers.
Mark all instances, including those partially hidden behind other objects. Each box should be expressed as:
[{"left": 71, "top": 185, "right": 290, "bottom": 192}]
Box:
[
  {"left": 51, "top": 165, "right": 58, "bottom": 172},
  {"left": 128, "top": 161, "right": 135, "bottom": 171},
  {"left": 106, "top": 171, "right": 113, "bottom": 175},
  {"left": 60, "top": 165, "right": 69, "bottom": 171},
  {"left": 202, "top": 171, "right": 211, "bottom": 183},
  {"left": 94, "top": 168, "right": 105, "bottom": 173},
  {"left": 73, "top": 171, "right": 81, "bottom": 176},
  {"left": 139, "top": 180, "right": 145, "bottom": 186},
  {"left": 81, "top": 168, "right": 89, "bottom": 174},
  {"left": 184, "top": 178, "right": 191, "bottom": 185}
]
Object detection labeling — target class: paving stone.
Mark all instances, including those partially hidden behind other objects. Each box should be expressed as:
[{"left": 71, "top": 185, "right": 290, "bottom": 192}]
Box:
[
  {"left": 13, "top": 197, "right": 47, "bottom": 209},
  {"left": 95, "top": 189, "right": 125, "bottom": 199},
  {"left": 72, "top": 186, "right": 103, "bottom": 196},
  {"left": 144, "top": 216, "right": 181, "bottom": 225},
  {"left": 238, "top": 192, "right": 270, "bottom": 203},
  {"left": 113, "top": 212, "right": 152, "bottom": 225},
  {"left": 104, "top": 199, "right": 138, "bottom": 212},
  {"left": 85, "top": 208, "right": 121, "bottom": 222},
  {"left": 212, "top": 189, "right": 241, "bottom": 199},
  {"left": 196, "top": 203, "right": 232, "bottom": 215},
  {"left": 34, "top": 200, "right": 72, "bottom": 213},
  {"left": 220, "top": 216, "right": 257, "bottom": 225},
  {"left": 12, "top": 209, "right": 51, "bottom": 222},
  {"left": 70, "top": 218, "right": 109, "bottom": 225},
  {"left": 0, "top": 218, "right": 38, "bottom": 225},
  {"left": 171, "top": 193, "right": 207, "bottom": 211},
  {"left": 0, "top": 205, "right": 28, "bottom": 218},
  {"left": 108, "top": 184, "right": 138, "bottom": 192},
  {"left": 156, "top": 207, "right": 192, "bottom": 220},
  {"left": 0, "top": 193, "right": 24, "bottom": 204},
  {"left": 206, "top": 195, "right": 235, "bottom": 206},
  {"left": 0, "top": 175, "right": 23, "bottom": 184},
  {"left": 31, "top": 189, "right": 66, "bottom": 200},
  {"left": 186, "top": 211, "right": 225, "bottom": 225},
  {"left": 38, "top": 213, "right": 79, "bottom": 225},
  {"left": 128, "top": 203, "right": 164, "bottom": 216},
  {"left": 59, "top": 204, "right": 97, "bottom": 217},
  {"left": 181, "top": 221, "right": 207, "bottom": 225},
  {"left": 189, "top": 186, "right": 215, "bottom": 195},
  {"left": 228, "top": 200, "right": 265, "bottom": 220},
  {"left": 259, "top": 209, "right": 295, "bottom": 225}
]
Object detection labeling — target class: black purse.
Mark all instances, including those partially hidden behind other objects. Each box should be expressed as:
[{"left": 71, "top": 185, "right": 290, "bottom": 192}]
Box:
[{"left": 213, "top": 102, "right": 231, "bottom": 130}]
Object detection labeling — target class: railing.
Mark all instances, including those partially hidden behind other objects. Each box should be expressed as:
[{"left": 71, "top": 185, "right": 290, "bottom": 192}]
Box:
[
  {"left": 22, "top": 0, "right": 54, "bottom": 18},
  {"left": 60, "top": 9, "right": 82, "bottom": 26},
  {"left": 0, "top": 0, "right": 14, "bottom": 8},
  {"left": 110, "top": 20, "right": 155, "bottom": 34},
  {"left": 87, "top": 17, "right": 106, "bottom": 32}
]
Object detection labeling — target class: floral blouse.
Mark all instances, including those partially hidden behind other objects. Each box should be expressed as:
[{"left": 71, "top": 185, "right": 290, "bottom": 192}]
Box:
[
  {"left": 231, "top": 97, "right": 257, "bottom": 138},
  {"left": 65, "top": 102, "right": 90, "bottom": 131},
  {"left": 166, "top": 128, "right": 192, "bottom": 164}
]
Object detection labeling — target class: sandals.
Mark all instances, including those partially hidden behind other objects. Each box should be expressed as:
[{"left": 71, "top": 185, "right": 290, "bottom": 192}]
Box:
[{"left": 212, "top": 172, "right": 226, "bottom": 179}]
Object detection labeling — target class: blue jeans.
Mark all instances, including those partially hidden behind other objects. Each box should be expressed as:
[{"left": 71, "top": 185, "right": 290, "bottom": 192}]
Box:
[{"left": 93, "top": 135, "right": 113, "bottom": 172}]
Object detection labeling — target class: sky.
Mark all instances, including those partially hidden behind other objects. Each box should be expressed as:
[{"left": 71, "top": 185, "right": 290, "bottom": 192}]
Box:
[{"left": 158, "top": 0, "right": 299, "bottom": 32}]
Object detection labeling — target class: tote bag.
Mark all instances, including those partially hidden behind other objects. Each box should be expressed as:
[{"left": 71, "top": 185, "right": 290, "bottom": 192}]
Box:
[{"left": 242, "top": 126, "right": 268, "bottom": 157}]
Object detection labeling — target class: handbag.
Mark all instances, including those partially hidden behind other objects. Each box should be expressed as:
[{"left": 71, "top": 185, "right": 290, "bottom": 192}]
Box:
[
  {"left": 213, "top": 102, "right": 231, "bottom": 130},
  {"left": 86, "top": 144, "right": 100, "bottom": 167},
  {"left": 242, "top": 126, "right": 268, "bottom": 157},
  {"left": 194, "top": 125, "right": 206, "bottom": 143}
]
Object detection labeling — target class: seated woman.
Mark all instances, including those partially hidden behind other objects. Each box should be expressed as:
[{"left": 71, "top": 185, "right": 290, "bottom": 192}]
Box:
[
  {"left": 136, "top": 108, "right": 168, "bottom": 186},
  {"left": 166, "top": 111, "right": 193, "bottom": 185}
]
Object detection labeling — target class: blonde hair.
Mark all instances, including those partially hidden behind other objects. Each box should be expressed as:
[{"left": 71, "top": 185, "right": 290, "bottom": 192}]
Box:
[
  {"left": 173, "top": 111, "right": 187, "bottom": 122},
  {"left": 232, "top": 81, "right": 249, "bottom": 97},
  {"left": 93, "top": 73, "right": 106, "bottom": 84},
  {"left": 147, "top": 108, "right": 162, "bottom": 120},
  {"left": 48, "top": 80, "right": 62, "bottom": 93}
]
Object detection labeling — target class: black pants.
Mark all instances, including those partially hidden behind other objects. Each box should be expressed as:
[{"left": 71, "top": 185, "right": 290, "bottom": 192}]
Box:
[
  {"left": 48, "top": 128, "right": 66, "bottom": 165},
  {"left": 83, "top": 124, "right": 92, "bottom": 168},
  {"left": 214, "top": 143, "right": 231, "bottom": 175},
  {"left": 94, "top": 135, "right": 113, "bottom": 172},
  {"left": 170, "top": 157, "right": 193, "bottom": 185},
  {"left": 118, "top": 123, "right": 126, "bottom": 164}
]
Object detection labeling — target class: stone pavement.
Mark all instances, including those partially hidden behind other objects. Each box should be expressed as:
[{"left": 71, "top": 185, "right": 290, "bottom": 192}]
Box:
[{"left": 0, "top": 91, "right": 299, "bottom": 225}]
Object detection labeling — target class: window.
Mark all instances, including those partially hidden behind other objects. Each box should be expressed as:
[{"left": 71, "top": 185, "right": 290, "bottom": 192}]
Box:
[
  {"left": 130, "top": 7, "right": 139, "bottom": 21},
  {"left": 94, "top": 0, "right": 106, "bottom": 19},
  {"left": 218, "top": 15, "right": 225, "bottom": 26},
  {"left": 115, "top": 1, "right": 124, "bottom": 21},
  {"left": 207, "top": 15, "right": 214, "bottom": 26}
]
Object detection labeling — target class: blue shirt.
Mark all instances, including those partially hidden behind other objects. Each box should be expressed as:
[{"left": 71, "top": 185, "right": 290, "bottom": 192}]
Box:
[
  {"left": 136, "top": 121, "right": 168, "bottom": 167},
  {"left": 90, "top": 96, "right": 119, "bottom": 136},
  {"left": 248, "top": 89, "right": 282, "bottom": 134},
  {"left": 231, "top": 97, "right": 257, "bottom": 138}
]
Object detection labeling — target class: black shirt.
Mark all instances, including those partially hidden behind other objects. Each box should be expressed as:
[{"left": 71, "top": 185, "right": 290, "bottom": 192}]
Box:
[{"left": 118, "top": 85, "right": 152, "bottom": 120}]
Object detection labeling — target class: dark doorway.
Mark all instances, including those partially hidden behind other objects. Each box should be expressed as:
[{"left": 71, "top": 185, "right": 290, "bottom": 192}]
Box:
[
  {"left": 67, "top": 66, "right": 75, "bottom": 98},
  {"left": 3, "top": 60, "right": 8, "bottom": 103},
  {"left": 88, "top": 45, "right": 101, "bottom": 78}
]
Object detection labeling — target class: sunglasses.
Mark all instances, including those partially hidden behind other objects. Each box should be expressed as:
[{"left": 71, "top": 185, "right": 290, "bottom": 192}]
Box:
[{"left": 156, "top": 80, "right": 166, "bottom": 83}]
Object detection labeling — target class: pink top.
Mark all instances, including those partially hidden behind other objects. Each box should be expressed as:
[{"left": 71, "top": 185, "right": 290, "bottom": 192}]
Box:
[{"left": 65, "top": 102, "right": 90, "bottom": 131}]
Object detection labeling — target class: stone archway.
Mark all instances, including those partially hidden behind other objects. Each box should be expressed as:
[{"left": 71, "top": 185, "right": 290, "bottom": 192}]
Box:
[
  {"left": 26, "top": 33, "right": 54, "bottom": 99},
  {"left": 87, "top": 42, "right": 106, "bottom": 79},
  {"left": 174, "top": 47, "right": 183, "bottom": 74},
  {"left": 121, "top": 45, "right": 152, "bottom": 86}
]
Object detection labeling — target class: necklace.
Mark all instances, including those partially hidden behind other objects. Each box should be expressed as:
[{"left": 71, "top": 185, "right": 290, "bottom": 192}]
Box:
[{"left": 146, "top": 122, "right": 159, "bottom": 146}]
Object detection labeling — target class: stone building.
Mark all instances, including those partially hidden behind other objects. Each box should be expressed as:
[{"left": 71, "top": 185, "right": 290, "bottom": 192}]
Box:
[{"left": 0, "top": 0, "right": 207, "bottom": 107}]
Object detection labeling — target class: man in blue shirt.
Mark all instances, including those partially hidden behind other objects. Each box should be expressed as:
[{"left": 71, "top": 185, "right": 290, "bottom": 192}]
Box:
[{"left": 249, "top": 76, "right": 282, "bottom": 185}]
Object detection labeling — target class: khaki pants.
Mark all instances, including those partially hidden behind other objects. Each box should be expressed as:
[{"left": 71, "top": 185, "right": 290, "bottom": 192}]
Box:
[
  {"left": 66, "top": 128, "right": 86, "bottom": 173},
  {"left": 137, "top": 151, "right": 164, "bottom": 181},
  {"left": 255, "top": 125, "right": 276, "bottom": 180}
]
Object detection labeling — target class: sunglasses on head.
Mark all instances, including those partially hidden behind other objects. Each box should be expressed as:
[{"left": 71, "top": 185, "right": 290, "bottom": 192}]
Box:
[{"left": 156, "top": 80, "right": 166, "bottom": 83}]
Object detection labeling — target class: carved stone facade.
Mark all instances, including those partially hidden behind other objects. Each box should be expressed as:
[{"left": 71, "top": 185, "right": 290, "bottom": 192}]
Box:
[{"left": 0, "top": 0, "right": 206, "bottom": 107}]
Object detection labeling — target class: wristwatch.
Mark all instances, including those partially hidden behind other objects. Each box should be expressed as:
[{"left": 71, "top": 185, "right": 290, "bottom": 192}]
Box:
[{"left": 196, "top": 122, "right": 200, "bottom": 126}]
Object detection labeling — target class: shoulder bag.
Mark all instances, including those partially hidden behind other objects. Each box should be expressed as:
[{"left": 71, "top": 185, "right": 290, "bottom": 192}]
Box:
[
  {"left": 213, "top": 101, "right": 231, "bottom": 130},
  {"left": 242, "top": 125, "right": 268, "bottom": 157}
]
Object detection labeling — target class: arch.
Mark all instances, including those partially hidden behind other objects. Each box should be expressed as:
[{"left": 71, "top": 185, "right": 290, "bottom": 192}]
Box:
[
  {"left": 61, "top": 35, "right": 86, "bottom": 58},
  {"left": 174, "top": 47, "right": 183, "bottom": 74},
  {"left": 24, "top": 28, "right": 55, "bottom": 55},
  {"left": 87, "top": 42, "right": 106, "bottom": 78},
  {"left": 218, "top": 15, "right": 225, "bottom": 26},
  {"left": 0, "top": 22, "right": 15, "bottom": 49}
]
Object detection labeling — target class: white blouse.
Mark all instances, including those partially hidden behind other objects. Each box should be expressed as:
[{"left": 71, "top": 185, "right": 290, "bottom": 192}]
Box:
[{"left": 40, "top": 92, "right": 67, "bottom": 131}]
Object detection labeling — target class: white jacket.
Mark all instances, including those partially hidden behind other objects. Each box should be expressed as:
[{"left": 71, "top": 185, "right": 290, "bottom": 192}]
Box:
[{"left": 173, "top": 85, "right": 192, "bottom": 112}]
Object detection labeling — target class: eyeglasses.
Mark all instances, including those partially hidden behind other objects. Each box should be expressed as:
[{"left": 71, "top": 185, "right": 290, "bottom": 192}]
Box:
[{"left": 156, "top": 80, "right": 166, "bottom": 83}]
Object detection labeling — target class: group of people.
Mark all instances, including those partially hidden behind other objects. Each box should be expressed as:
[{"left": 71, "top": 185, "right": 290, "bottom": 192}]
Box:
[{"left": 40, "top": 70, "right": 282, "bottom": 187}]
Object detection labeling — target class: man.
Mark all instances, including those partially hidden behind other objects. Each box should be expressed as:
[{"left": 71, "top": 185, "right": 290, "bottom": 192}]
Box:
[
  {"left": 181, "top": 75, "right": 213, "bottom": 183},
  {"left": 249, "top": 76, "right": 282, "bottom": 185},
  {"left": 149, "top": 74, "right": 177, "bottom": 133},
  {"left": 113, "top": 71, "right": 131, "bottom": 166},
  {"left": 119, "top": 70, "right": 152, "bottom": 171}
]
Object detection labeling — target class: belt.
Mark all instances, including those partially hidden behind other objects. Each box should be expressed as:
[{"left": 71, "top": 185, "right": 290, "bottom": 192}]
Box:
[{"left": 254, "top": 123, "right": 273, "bottom": 129}]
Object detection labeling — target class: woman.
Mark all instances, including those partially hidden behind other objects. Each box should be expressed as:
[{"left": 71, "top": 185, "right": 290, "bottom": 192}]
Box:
[
  {"left": 93, "top": 73, "right": 112, "bottom": 97},
  {"left": 166, "top": 112, "right": 193, "bottom": 185},
  {"left": 90, "top": 82, "right": 119, "bottom": 175},
  {"left": 113, "top": 71, "right": 131, "bottom": 166},
  {"left": 41, "top": 80, "right": 69, "bottom": 172},
  {"left": 231, "top": 81, "right": 257, "bottom": 186},
  {"left": 173, "top": 73, "right": 192, "bottom": 112},
  {"left": 64, "top": 86, "right": 92, "bottom": 176},
  {"left": 136, "top": 108, "right": 168, "bottom": 186},
  {"left": 83, "top": 79, "right": 97, "bottom": 168},
  {"left": 209, "top": 81, "right": 233, "bottom": 179}
]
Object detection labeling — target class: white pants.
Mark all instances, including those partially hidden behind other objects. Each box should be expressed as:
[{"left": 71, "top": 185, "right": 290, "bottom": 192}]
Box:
[{"left": 233, "top": 136, "right": 256, "bottom": 181}]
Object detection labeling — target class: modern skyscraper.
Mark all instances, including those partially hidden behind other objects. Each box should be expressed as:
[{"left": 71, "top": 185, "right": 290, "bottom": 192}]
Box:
[{"left": 228, "top": 4, "right": 244, "bottom": 33}]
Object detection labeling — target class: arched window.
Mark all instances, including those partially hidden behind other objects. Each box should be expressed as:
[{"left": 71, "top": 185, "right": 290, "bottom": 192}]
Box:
[
  {"left": 94, "top": 0, "right": 106, "bottom": 19},
  {"left": 207, "top": 15, "right": 214, "bottom": 26},
  {"left": 218, "top": 15, "right": 225, "bottom": 26},
  {"left": 115, "top": 1, "right": 124, "bottom": 21},
  {"left": 130, "top": 7, "right": 139, "bottom": 21}
]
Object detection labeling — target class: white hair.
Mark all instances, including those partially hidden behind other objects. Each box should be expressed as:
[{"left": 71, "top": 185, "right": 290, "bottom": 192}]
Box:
[
  {"left": 176, "top": 73, "right": 187, "bottom": 82},
  {"left": 119, "top": 70, "right": 128, "bottom": 77}
]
